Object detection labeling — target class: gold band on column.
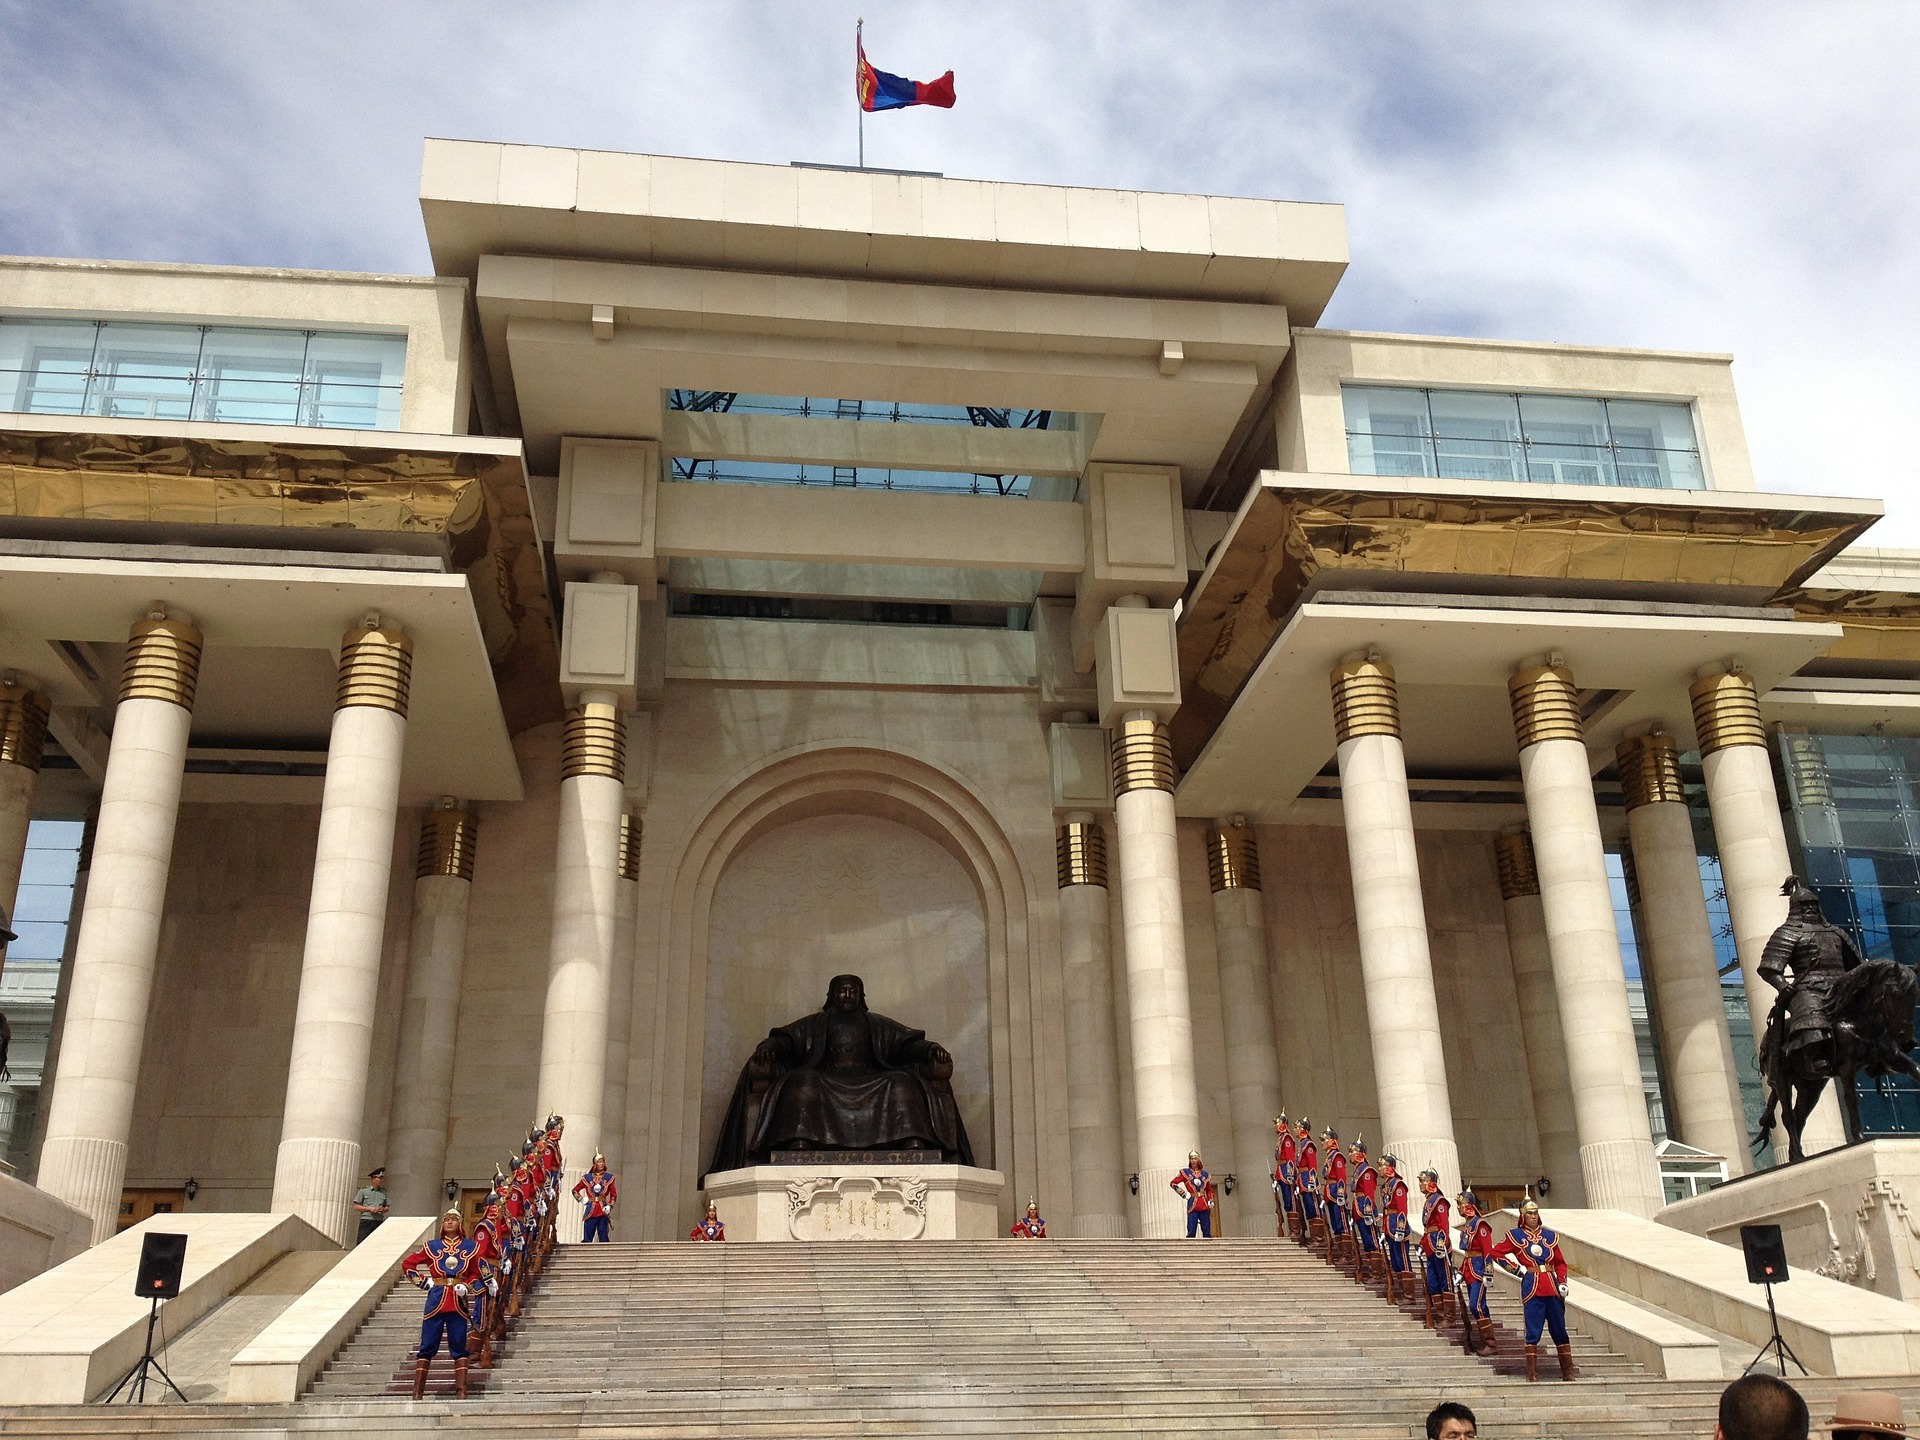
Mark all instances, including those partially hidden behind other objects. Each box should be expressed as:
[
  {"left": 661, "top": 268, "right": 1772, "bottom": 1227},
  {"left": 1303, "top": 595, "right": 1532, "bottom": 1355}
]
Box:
[
  {"left": 1689, "top": 671, "right": 1766, "bottom": 754},
  {"left": 1329, "top": 657, "right": 1400, "bottom": 743},
  {"left": 0, "top": 684, "right": 49, "bottom": 771},
  {"left": 416, "top": 806, "right": 478, "bottom": 881},
  {"left": 120, "top": 615, "right": 203, "bottom": 709},
  {"left": 562, "top": 702, "right": 626, "bottom": 782},
  {"left": 1206, "top": 821, "right": 1262, "bottom": 893},
  {"left": 1616, "top": 732, "right": 1684, "bottom": 811},
  {"left": 1110, "top": 716, "right": 1174, "bottom": 795},
  {"left": 1056, "top": 820, "right": 1107, "bottom": 888},
  {"left": 337, "top": 626, "right": 413, "bottom": 716},
  {"left": 1508, "top": 665, "right": 1582, "bottom": 749},
  {"left": 1494, "top": 831, "right": 1540, "bottom": 901},
  {"left": 618, "top": 812, "right": 642, "bottom": 882},
  {"left": 1781, "top": 732, "right": 1833, "bottom": 807}
]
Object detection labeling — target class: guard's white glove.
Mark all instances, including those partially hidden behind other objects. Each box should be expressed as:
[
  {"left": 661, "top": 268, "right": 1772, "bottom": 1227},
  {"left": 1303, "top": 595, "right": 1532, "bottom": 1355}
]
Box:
[
  {"left": 1558, "top": 1282, "right": 1570, "bottom": 1299},
  {"left": 454, "top": 1284, "right": 469, "bottom": 1297}
]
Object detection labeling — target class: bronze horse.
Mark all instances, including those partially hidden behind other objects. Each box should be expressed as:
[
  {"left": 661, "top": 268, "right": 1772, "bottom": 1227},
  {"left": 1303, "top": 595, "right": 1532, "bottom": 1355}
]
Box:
[{"left": 1756, "top": 954, "right": 1920, "bottom": 1162}]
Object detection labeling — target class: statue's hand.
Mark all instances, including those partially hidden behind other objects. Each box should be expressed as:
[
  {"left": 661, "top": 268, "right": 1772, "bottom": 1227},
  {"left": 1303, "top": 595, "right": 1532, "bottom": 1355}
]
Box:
[{"left": 921, "top": 1043, "right": 953, "bottom": 1078}]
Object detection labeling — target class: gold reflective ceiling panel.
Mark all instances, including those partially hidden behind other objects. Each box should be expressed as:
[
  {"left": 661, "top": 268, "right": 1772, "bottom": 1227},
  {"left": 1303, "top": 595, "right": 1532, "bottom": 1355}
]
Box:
[
  {"left": 1172, "top": 484, "right": 1872, "bottom": 768},
  {"left": 1776, "top": 587, "right": 1920, "bottom": 664},
  {"left": 0, "top": 427, "right": 561, "bottom": 734}
]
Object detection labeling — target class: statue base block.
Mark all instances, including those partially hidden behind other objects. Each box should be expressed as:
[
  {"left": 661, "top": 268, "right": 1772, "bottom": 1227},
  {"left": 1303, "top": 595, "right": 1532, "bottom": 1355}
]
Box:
[
  {"left": 704, "top": 1163, "right": 1005, "bottom": 1242},
  {"left": 1659, "top": 1137, "right": 1920, "bottom": 1303}
]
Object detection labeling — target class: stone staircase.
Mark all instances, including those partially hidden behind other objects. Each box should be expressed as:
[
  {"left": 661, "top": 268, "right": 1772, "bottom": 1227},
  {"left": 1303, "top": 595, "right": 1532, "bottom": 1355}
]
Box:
[{"left": 5, "top": 1237, "right": 1920, "bottom": 1437}]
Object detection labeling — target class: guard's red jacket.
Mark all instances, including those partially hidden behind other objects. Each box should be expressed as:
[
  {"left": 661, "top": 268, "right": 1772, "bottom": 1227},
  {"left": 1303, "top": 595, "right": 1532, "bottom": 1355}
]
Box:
[
  {"left": 1383, "top": 1175, "right": 1411, "bottom": 1241},
  {"left": 1490, "top": 1224, "right": 1569, "bottom": 1301},
  {"left": 1298, "top": 1139, "right": 1319, "bottom": 1189},
  {"left": 1458, "top": 1216, "right": 1496, "bottom": 1280},
  {"left": 1171, "top": 1165, "right": 1214, "bottom": 1214},
  {"left": 1420, "top": 1192, "right": 1452, "bottom": 1256},
  {"left": 1274, "top": 1132, "right": 1298, "bottom": 1186},
  {"left": 572, "top": 1170, "right": 618, "bottom": 1219},
  {"left": 1323, "top": 1149, "right": 1348, "bottom": 1204},
  {"left": 403, "top": 1237, "right": 485, "bottom": 1317},
  {"left": 1351, "top": 1161, "right": 1379, "bottom": 1219}
]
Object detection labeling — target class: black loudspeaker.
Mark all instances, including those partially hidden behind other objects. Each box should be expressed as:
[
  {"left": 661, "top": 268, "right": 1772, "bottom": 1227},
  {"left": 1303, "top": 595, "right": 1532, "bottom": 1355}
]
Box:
[
  {"left": 134, "top": 1232, "right": 188, "bottom": 1300},
  {"left": 1741, "top": 1224, "right": 1789, "bottom": 1285}
]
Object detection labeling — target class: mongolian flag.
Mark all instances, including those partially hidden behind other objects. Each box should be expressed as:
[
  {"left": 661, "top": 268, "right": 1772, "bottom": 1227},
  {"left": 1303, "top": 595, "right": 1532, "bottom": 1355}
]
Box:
[{"left": 856, "top": 27, "right": 955, "bottom": 112}]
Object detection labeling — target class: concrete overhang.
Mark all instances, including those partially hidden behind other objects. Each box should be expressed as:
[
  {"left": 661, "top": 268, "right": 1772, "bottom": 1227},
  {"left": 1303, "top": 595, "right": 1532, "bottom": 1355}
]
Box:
[
  {"left": 0, "top": 553, "right": 523, "bottom": 803},
  {"left": 473, "top": 253, "right": 1293, "bottom": 490},
  {"left": 1173, "top": 470, "right": 1884, "bottom": 769},
  {"left": 421, "top": 141, "right": 1349, "bottom": 316},
  {"left": 1175, "top": 597, "right": 1844, "bottom": 821}
]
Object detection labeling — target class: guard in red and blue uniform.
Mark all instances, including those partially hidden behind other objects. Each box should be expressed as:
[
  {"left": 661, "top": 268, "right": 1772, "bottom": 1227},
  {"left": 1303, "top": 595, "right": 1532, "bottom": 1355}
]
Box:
[
  {"left": 1381, "top": 1154, "right": 1412, "bottom": 1282},
  {"left": 1349, "top": 1135, "right": 1380, "bottom": 1276},
  {"left": 571, "top": 1152, "right": 617, "bottom": 1243},
  {"left": 1418, "top": 1169, "right": 1453, "bottom": 1329},
  {"left": 1170, "top": 1151, "right": 1215, "bottom": 1238},
  {"left": 1456, "top": 1188, "right": 1498, "bottom": 1355},
  {"left": 1011, "top": 1200, "right": 1047, "bottom": 1238},
  {"left": 1490, "top": 1199, "right": 1573, "bottom": 1382},
  {"left": 1295, "top": 1119, "right": 1321, "bottom": 1237},
  {"left": 690, "top": 1201, "right": 726, "bottom": 1241},
  {"left": 1320, "top": 1127, "right": 1349, "bottom": 1253},
  {"left": 403, "top": 1210, "right": 487, "bottom": 1399},
  {"left": 1273, "top": 1114, "right": 1299, "bottom": 1240}
]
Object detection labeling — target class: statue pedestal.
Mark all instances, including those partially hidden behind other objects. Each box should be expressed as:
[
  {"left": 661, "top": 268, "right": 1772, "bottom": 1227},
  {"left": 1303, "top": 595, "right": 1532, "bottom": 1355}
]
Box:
[
  {"left": 1659, "top": 1138, "right": 1920, "bottom": 1303},
  {"left": 704, "top": 1164, "right": 1005, "bottom": 1242}
]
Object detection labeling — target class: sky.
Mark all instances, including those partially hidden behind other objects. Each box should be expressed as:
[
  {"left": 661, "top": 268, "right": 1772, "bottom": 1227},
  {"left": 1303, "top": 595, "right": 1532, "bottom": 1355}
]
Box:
[{"left": 2, "top": 1, "right": 1915, "bottom": 539}]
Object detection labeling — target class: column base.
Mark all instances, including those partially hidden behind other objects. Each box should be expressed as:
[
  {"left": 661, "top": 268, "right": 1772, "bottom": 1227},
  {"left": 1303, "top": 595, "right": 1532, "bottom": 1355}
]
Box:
[
  {"left": 271, "top": 1135, "right": 361, "bottom": 1246},
  {"left": 37, "top": 1133, "right": 128, "bottom": 1245},
  {"left": 1382, "top": 1135, "right": 1462, "bottom": 1200},
  {"left": 1578, "top": 1136, "right": 1663, "bottom": 1218},
  {"left": 1136, "top": 1166, "right": 1195, "bottom": 1239},
  {"left": 555, "top": 1166, "right": 587, "bottom": 1244},
  {"left": 1071, "top": 1213, "right": 1129, "bottom": 1238}
]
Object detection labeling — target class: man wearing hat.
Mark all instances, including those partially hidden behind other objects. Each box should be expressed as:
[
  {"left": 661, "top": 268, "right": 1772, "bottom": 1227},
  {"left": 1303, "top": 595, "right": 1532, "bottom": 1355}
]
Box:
[
  {"left": 1829, "top": 1390, "right": 1908, "bottom": 1440},
  {"left": 1417, "top": 1169, "right": 1453, "bottom": 1330},
  {"left": 1349, "top": 1135, "right": 1381, "bottom": 1281},
  {"left": 351, "top": 1167, "right": 389, "bottom": 1245},
  {"left": 1170, "top": 1151, "right": 1216, "bottom": 1237},
  {"left": 1321, "top": 1126, "right": 1350, "bottom": 1259},
  {"left": 401, "top": 1208, "right": 487, "bottom": 1399},
  {"left": 1381, "top": 1153, "right": 1412, "bottom": 1288},
  {"left": 570, "top": 1151, "right": 617, "bottom": 1243},
  {"left": 1490, "top": 1197, "right": 1573, "bottom": 1381},
  {"left": 1295, "top": 1118, "right": 1323, "bottom": 1246},
  {"left": 1455, "top": 1188, "right": 1498, "bottom": 1354},
  {"left": 1272, "top": 1115, "right": 1299, "bottom": 1240}
]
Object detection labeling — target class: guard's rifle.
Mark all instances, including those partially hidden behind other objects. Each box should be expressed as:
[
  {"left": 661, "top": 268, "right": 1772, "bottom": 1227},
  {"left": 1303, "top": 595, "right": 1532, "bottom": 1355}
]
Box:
[{"left": 1448, "top": 1245, "right": 1480, "bottom": 1354}]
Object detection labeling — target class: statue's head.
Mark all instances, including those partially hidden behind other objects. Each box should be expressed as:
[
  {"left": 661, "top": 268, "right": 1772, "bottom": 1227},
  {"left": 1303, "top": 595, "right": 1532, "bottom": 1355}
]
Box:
[
  {"left": 824, "top": 974, "right": 868, "bottom": 1012},
  {"left": 1782, "top": 875, "right": 1824, "bottom": 921}
]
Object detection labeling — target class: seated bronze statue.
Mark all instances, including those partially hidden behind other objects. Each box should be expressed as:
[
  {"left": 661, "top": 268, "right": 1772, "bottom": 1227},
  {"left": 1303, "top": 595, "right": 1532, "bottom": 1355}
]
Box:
[{"left": 708, "top": 974, "right": 975, "bottom": 1175}]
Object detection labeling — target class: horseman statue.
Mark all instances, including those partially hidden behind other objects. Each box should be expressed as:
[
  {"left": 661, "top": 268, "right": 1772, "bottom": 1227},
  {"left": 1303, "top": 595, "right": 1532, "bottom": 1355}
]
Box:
[{"left": 1756, "top": 876, "right": 1920, "bottom": 1162}]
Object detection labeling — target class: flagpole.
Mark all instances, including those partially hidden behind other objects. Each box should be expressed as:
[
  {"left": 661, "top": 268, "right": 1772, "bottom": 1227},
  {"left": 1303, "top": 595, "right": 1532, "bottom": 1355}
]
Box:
[{"left": 856, "top": 18, "right": 864, "bottom": 168}]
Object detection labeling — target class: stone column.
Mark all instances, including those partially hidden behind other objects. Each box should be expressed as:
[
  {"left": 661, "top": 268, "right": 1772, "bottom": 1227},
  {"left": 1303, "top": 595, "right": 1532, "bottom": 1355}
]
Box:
[
  {"left": 270, "top": 622, "right": 414, "bottom": 1244},
  {"left": 1206, "top": 818, "right": 1283, "bottom": 1232},
  {"left": 600, "top": 809, "right": 640, "bottom": 1179},
  {"left": 38, "top": 612, "right": 202, "bottom": 1242},
  {"left": 537, "top": 695, "right": 626, "bottom": 1243},
  {"left": 1111, "top": 712, "right": 1202, "bottom": 1238},
  {"left": 1619, "top": 732, "right": 1751, "bottom": 1174},
  {"left": 384, "top": 801, "right": 479, "bottom": 1218},
  {"left": 0, "top": 680, "right": 50, "bottom": 985},
  {"left": 1057, "top": 814, "right": 1127, "bottom": 1237},
  {"left": 1510, "top": 663, "right": 1663, "bottom": 1216},
  {"left": 1692, "top": 669, "right": 1847, "bottom": 1156},
  {"left": 1495, "top": 829, "right": 1586, "bottom": 1205},
  {"left": 1330, "top": 656, "right": 1461, "bottom": 1197}
]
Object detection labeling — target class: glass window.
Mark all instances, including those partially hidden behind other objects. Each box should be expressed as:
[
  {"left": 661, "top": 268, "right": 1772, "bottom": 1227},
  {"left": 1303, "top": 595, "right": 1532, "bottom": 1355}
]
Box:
[
  {"left": 3, "top": 819, "right": 84, "bottom": 964},
  {"left": 1342, "top": 384, "right": 1706, "bottom": 491},
  {"left": 0, "top": 318, "right": 407, "bottom": 431}
]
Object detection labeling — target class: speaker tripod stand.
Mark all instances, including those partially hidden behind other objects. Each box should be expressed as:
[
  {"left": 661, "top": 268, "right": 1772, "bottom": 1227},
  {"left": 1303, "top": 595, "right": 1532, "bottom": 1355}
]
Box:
[
  {"left": 106, "top": 1295, "right": 187, "bottom": 1403},
  {"left": 1744, "top": 1280, "right": 1807, "bottom": 1378}
]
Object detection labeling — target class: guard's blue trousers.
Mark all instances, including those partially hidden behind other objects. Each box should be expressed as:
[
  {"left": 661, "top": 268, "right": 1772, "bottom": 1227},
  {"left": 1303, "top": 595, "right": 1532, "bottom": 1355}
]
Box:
[
  {"left": 1300, "top": 1191, "right": 1320, "bottom": 1222},
  {"left": 419, "top": 1312, "right": 469, "bottom": 1360},
  {"left": 1424, "top": 1253, "right": 1448, "bottom": 1296},
  {"left": 1354, "top": 1214, "right": 1378, "bottom": 1253},
  {"left": 1463, "top": 1276, "right": 1490, "bottom": 1320},
  {"left": 1327, "top": 1205, "right": 1346, "bottom": 1236},
  {"left": 1186, "top": 1209, "right": 1212, "bottom": 1238},
  {"left": 583, "top": 1214, "right": 610, "bottom": 1243},
  {"left": 1523, "top": 1294, "right": 1570, "bottom": 1345},
  {"left": 1385, "top": 1235, "right": 1409, "bottom": 1273}
]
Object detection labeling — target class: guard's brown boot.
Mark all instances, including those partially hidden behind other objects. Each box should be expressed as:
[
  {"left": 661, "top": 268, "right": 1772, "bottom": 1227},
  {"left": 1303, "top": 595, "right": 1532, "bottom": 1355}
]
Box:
[
  {"left": 411, "top": 1358, "right": 430, "bottom": 1399},
  {"left": 454, "top": 1357, "right": 470, "bottom": 1399},
  {"left": 1557, "top": 1344, "right": 1575, "bottom": 1381},
  {"left": 1524, "top": 1343, "right": 1539, "bottom": 1382},
  {"left": 1423, "top": 1294, "right": 1435, "bottom": 1328},
  {"left": 1479, "top": 1317, "right": 1498, "bottom": 1353}
]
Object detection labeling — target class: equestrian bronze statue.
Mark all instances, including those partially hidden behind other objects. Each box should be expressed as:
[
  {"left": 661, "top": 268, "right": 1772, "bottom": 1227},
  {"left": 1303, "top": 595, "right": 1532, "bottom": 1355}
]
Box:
[
  {"left": 707, "top": 973, "right": 974, "bottom": 1177},
  {"left": 1755, "top": 876, "right": 1920, "bottom": 1162}
]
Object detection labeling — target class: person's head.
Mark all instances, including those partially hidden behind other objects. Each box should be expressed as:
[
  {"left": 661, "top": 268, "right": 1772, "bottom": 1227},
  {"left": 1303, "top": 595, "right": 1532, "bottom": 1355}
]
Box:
[
  {"left": 1715, "top": 1373, "right": 1809, "bottom": 1440},
  {"left": 1426, "top": 1401, "right": 1477, "bottom": 1439},
  {"left": 368, "top": 1167, "right": 385, "bottom": 1184},
  {"left": 1457, "top": 1189, "right": 1481, "bottom": 1220},
  {"left": 439, "top": 1209, "right": 465, "bottom": 1240},
  {"left": 1297, "top": 1117, "right": 1311, "bottom": 1139},
  {"left": 1188, "top": 1151, "right": 1203, "bottom": 1168},
  {"left": 705, "top": 1201, "right": 719, "bottom": 1221},
  {"left": 1828, "top": 1390, "right": 1908, "bottom": 1440},
  {"left": 1351, "top": 1135, "right": 1367, "bottom": 1158},
  {"left": 826, "top": 974, "right": 867, "bottom": 1011},
  {"left": 1026, "top": 1199, "right": 1040, "bottom": 1217},
  {"left": 1519, "top": 1198, "right": 1543, "bottom": 1232},
  {"left": 1419, "top": 1170, "right": 1439, "bottom": 1196},
  {"left": 590, "top": 1152, "right": 607, "bottom": 1173},
  {"left": 1274, "top": 1114, "right": 1288, "bottom": 1136},
  {"left": 1322, "top": 1125, "right": 1339, "bottom": 1146},
  {"left": 1782, "top": 875, "right": 1824, "bottom": 925},
  {"left": 1381, "top": 1154, "right": 1399, "bottom": 1178}
]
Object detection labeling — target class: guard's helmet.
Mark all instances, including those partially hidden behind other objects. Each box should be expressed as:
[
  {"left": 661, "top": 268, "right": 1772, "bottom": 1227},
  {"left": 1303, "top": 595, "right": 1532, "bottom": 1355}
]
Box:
[
  {"left": 1520, "top": 1198, "right": 1542, "bottom": 1215},
  {"left": 1418, "top": 1169, "right": 1440, "bottom": 1184},
  {"left": 1457, "top": 1189, "right": 1482, "bottom": 1211}
]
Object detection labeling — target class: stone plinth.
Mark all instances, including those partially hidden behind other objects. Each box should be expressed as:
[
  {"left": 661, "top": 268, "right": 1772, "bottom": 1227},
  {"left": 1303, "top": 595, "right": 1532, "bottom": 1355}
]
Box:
[
  {"left": 704, "top": 1164, "right": 1004, "bottom": 1242},
  {"left": 1660, "top": 1138, "right": 1920, "bottom": 1304}
]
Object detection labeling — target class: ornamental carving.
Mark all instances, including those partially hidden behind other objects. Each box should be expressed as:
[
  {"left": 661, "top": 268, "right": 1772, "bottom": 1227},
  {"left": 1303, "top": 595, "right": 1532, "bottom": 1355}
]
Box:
[{"left": 784, "top": 1173, "right": 930, "bottom": 1241}]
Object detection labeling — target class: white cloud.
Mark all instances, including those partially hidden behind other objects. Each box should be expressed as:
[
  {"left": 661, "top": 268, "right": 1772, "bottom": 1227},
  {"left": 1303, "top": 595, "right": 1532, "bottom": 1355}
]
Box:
[{"left": 1, "top": 0, "right": 1913, "bottom": 535}]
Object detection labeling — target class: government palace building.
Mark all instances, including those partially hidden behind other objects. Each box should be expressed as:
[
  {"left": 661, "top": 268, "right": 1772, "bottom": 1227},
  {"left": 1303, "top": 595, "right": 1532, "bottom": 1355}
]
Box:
[{"left": 3, "top": 140, "right": 1920, "bottom": 1425}]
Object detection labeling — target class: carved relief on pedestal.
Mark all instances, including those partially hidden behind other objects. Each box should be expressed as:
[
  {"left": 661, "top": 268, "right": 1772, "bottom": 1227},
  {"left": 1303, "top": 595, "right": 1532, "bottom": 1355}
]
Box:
[{"left": 786, "top": 1174, "right": 930, "bottom": 1241}]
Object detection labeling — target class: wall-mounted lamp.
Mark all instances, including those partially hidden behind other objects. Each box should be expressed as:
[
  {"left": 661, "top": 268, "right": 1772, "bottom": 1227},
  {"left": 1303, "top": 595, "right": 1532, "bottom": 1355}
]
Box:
[
  {"left": 183, "top": 1178, "right": 199, "bottom": 1203},
  {"left": 1536, "top": 1176, "right": 1552, "bottom": 1199},
  {"left": 444, "top": 1178, "right": 459, "bottom": 1203},
  {"left": 1223, "top": 1174, "right": 1237, "bottom": 1197},
  {"left": 1127, "top": 1173, "right": 1140, "bottom": 1196}
]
